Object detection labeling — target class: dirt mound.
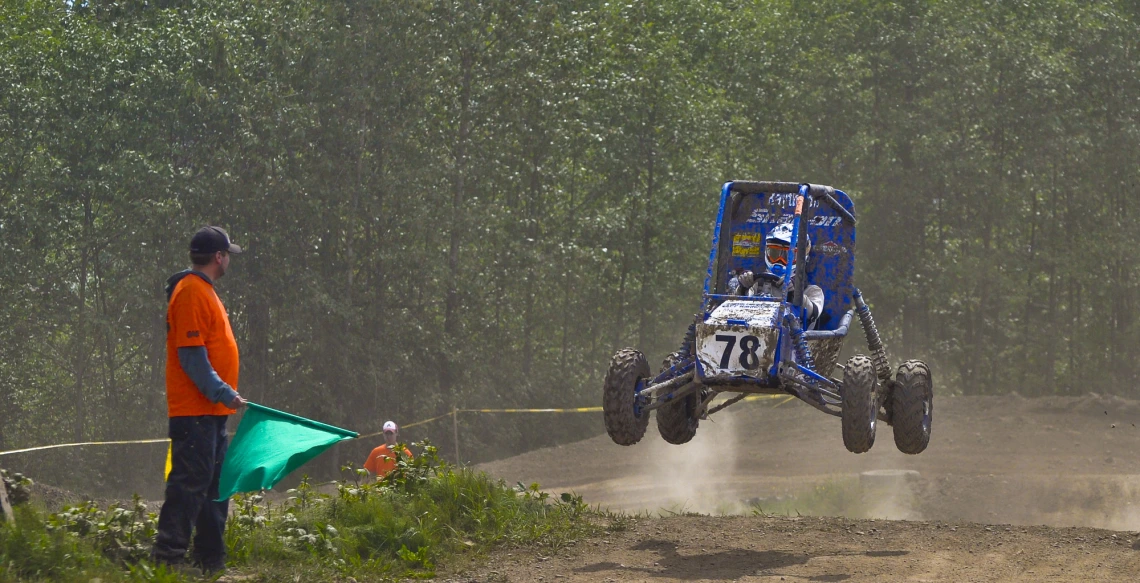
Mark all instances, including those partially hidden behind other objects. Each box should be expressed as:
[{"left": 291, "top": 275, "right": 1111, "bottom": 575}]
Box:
[
  {"left": 22, "top": 482, "right": 162, "bottom": 514},
  {"left": 445, "top": 514, "right": 1140, "bottom": 582},
  {"left": 27, "top": 482, "right": 86, "bottom": 512},
  {"left": 477, "top": 394, "right": 1140, "bottom": 529}
]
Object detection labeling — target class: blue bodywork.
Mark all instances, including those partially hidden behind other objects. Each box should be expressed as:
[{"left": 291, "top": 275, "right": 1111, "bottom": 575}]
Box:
[
  {"left": 702, "top": 182, "right": 855, "bottom": 329},
  {"left": 643, "top": 181, "right": 859, "bottom": 416}
]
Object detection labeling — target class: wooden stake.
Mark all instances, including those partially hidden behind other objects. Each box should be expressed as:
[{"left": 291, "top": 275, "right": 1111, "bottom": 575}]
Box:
[
  {"left": 0, "top": 472, "right": 14, "bottom": 524},
  {"left": 452, "top": 404, "right": 460, "bottom": 466}
]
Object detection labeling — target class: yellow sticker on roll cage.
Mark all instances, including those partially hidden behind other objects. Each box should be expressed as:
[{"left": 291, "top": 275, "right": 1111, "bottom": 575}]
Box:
[{"left": 731, "top": 232, "right": 764, "bottom": 257}]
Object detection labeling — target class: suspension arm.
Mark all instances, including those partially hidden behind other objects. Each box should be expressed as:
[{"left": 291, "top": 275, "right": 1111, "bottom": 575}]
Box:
[{"left": 637, "top": 371, "right": 699, "bottom": 412}]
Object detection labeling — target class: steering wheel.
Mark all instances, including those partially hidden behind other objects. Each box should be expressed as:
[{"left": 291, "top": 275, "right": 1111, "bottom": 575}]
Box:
[{"left": 754, "top": 272, "right": 782, "bottom": 285}]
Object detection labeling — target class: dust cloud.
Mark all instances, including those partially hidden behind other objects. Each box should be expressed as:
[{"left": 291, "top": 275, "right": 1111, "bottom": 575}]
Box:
[
  {"left": 630, "top": 411, "right": 747, "bottom": 516},
  {"left": 859, "top": 469, "right": 921, "bottom": 521},
  {"left": 479, "top": 394, "right": 1140, "bottom": 531}
]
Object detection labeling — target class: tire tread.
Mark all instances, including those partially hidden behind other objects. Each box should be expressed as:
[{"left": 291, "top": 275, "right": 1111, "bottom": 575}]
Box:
[
  {"left": 842, "top": 354, "right": 878, "bottom": 454},
  {"left": 603, "top": 349, "right": 651, "bottom": 445},
  {"left": 891, "top": 360, "right": 933, "bottom": 454}
]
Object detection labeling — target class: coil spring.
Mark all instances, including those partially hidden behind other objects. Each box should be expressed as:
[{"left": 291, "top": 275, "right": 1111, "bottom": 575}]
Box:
[
  {"left": 855, "top": 303, "right": 882, "bottom": 351},
  {"left": 678, "top": 321, "right": 697, "bottom": 359},
  {"left": 854, "top": 292, "right": 892, "bottom": 381}
]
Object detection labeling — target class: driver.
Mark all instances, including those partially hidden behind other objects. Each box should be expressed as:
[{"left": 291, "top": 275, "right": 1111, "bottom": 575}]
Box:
[{"left": 729, "top": 223, "right": 826, "bottom": 329}]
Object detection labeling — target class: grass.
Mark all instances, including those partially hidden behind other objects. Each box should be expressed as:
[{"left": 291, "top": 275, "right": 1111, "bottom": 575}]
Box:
[
  {"left": 748, "top": 477, "right": 867, "bottom": 518},
  {"left": 0, "top": 505, "right": 184, "bottom": 583},
  {"left": 0, "top": 441, "right": 599, "bottom": 582}
]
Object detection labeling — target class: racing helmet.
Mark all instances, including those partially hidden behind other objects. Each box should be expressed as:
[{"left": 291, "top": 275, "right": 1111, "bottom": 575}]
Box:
[{"left": 764, "top": 222, "right": 809, "bottom": 281}]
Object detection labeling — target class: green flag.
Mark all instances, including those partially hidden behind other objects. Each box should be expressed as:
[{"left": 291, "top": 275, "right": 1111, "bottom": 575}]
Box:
[{"left": 218, "top": 402, "right": 358, "bottom": 499}]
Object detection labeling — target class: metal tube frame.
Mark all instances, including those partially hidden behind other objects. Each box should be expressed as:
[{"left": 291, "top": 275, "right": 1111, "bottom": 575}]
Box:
[
  {"left": 689, "top": 180, "right": 866, "bottom": 420},
  {"left": 636, "top": 371, "right": 699, "bottom": 413}
]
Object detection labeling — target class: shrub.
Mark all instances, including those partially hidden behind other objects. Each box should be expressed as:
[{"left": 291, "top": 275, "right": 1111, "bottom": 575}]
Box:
[
  {"left": 1, "top": 440, "right": 596, "bottom": 582},
  {"left": 1, "top": 470, "right": 33, "bottom": 506}
]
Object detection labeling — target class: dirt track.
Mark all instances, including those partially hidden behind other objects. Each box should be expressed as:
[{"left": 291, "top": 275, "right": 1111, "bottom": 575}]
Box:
[
  {"left": 462, "top": 394, "right": 1140, "bottom": 582},
  {"left": 450, "top": 514, "right": 1140, "bottom": 582}
]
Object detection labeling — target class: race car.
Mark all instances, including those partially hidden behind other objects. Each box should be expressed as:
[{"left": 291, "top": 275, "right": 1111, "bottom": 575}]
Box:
[{"left": 602, "top": 181, "right": 932, "bottom": 455}]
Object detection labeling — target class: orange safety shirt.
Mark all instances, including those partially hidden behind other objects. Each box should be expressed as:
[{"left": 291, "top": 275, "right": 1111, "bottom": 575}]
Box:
[
  {"left": 165, "top": 274, "right": 239, "bottom": 417},
  {"left": 364, "top": 444, "right": 413, "bottom": 479}
]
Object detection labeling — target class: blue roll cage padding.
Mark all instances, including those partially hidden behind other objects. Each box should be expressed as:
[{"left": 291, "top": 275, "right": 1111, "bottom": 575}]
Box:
[
  {"left": 689, "top": 181, "right": 857, "bottom": 388},
  {"left": 702, "top": 181, "right": 856, "bottom": 333}
]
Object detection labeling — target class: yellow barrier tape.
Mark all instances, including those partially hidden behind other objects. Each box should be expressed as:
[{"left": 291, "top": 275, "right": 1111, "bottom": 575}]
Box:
[
  {"left": 400, "top": 412, "right": 456, "bottom": 429},
  {"left": 741, "top": 394, "right": 787, "bottom": 402},
  {"left": 0, "top": 438, "right": 169, "bottom": 457},
  {"left": 355, "top": 407, "right": 602, "bottom": 441},
  {"left": 357, "top": 411, "right": 454, "bottom": 440},
  {"left": 461, "top": 407, "right": 602, "bottom": 413},
  {"left": 1, "top": 394, "right": 802, "bottom": 458},
  {"left": 771, "top": 395, "right": 797, "bottom": 408}
]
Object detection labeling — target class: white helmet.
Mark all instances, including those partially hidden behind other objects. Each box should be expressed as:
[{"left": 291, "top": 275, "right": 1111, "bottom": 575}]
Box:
[{"left": 764, "top": 223, "right": 809, "bottom": 282}]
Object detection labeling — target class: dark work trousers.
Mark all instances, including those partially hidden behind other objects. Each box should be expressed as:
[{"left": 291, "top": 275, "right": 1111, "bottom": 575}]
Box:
[{"left": 152, "top": 415, "right": 230, "bottom": 569}]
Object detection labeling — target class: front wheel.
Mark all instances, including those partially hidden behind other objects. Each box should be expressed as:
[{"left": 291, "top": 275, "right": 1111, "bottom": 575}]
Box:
[
  {"left": 841, "top": 354, "right": 878, "bottom": 454},
  {"left": 603, "top": 348, "right": 651, "bottom": 445},
  {"left": 655, "top": 352, "right": 699, "bottom": 445},
  {"left": 890, "top": 360, "right": 933, "bottom": 454}
]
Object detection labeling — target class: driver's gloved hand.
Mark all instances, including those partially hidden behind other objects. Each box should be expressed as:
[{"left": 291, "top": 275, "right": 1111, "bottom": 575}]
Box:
[{"left": 737, "top": 270, "right": 755, "bottom": 289}]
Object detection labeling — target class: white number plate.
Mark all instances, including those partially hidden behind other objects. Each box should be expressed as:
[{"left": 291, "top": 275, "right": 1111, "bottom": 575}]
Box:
[{"left": 695, "top": 329, "right": 774, "bottom": 375}]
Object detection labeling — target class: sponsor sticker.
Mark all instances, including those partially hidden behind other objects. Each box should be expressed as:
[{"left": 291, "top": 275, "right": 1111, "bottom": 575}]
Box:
[
  {"left": 808, "top": 215, "right": 843, "bottom": 227},
  {"left": 816, "top": 240, "right": 847, "bottom": 256},
  {"left": 770, "top": 193, "right": 819, "bottom": 209},
  {"left": 732, "top": 232, "right": 764, "bottom": 257},
  {"left": 747, "top": 209, "right": 772, "bottom": 223}
]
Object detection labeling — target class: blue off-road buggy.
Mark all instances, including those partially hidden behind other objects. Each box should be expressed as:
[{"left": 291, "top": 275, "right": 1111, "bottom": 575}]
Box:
[{"left": 602, "top": 181, "right": 933, "bottom": 454}]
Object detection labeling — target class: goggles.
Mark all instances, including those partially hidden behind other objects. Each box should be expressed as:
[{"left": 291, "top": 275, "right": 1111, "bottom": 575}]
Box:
[{"left": 765, "top": 243, "right": 790, "bottom": 267}]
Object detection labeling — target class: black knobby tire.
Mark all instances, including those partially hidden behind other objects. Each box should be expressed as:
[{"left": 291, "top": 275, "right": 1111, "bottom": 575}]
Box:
[
  {"left": 603, "top": 348, "right": 651, "bottom": 446},
  {"left": 891, "top": 360, "right": 933, "bottom": 454},
  {"left": 655, "top": 352, "right": 699, "bottom": 445},
  {"left": 841, "top": 354, "right": 878, "bottom": 454}
]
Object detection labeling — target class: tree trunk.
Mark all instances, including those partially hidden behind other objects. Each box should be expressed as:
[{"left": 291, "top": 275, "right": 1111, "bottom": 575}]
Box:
[
  {"left": 440, "top": 51, "right": 475, "bottom": 401},
  {"left": 71, "top": 190, "right": 94, "bottom": 442},
  {"left": 245, "top": 297, "right": 270, "bottom": 403},
  {"left": 636, "top": 100, "right": 657, "bottom": 350}
]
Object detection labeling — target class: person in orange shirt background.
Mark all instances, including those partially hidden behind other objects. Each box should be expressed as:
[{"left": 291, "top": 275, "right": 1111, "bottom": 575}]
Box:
[
  {"left": 364, "top": 421, "right": 413, "bottom": 480},
  {"left": 152, "top": 226, "right": 248, "bottom": 576}
]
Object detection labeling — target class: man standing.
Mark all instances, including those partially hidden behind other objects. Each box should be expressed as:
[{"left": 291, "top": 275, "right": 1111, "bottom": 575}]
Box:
[
  {"left": 152, "top": 226, "right": 248, "bottom": 575},
  {"left": 364, "top": 421, "right": 414, "bottom": 480}
]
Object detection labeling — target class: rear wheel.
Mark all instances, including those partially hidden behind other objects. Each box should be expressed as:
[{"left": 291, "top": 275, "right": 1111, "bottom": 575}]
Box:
[
  {"left": 890, "top": 360, "right": 933, "bottom": 454},
  {"left": 655, "top": 352, "right": 699, "bottom": 445},
  {"left": 841, "top": 354, "right": 878, "bottom": 454},
  {"left": 603, "top": 349, "right": 651, "bottom": 445}
]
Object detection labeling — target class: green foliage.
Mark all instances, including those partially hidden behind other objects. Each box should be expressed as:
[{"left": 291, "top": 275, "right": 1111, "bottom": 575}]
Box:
[
  {"left": 1, "top": 470, "right": 33, "bottom": 506},
  {"left": 223, "top": 442, "right": 595, "bottom": 580},
  {"left": 46, "top": 496, "right": 157, "bottom": 563},
  {"left": 0, "top": 506, "right": 181, "bottom": 583},
  {"left": 1, "top": 447, "right": 595, "bottom": 581},
  {"left": 749, "top": 478, "right": 864, "bottom": 518}
]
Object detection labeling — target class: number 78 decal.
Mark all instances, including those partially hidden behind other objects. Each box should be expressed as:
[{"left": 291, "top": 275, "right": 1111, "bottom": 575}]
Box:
[{"left": 714, "top": 334, "right": 764, "bottom": 370}]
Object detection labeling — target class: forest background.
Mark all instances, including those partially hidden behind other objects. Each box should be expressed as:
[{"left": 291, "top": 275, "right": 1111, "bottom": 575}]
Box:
[{"left": 1, "top": 0, "right": 1137, "bottom": 497}]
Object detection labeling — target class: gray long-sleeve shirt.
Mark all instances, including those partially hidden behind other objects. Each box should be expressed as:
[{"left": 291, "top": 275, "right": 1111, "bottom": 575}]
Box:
[{"left": 178, "top": 346, "right": 239, "bottom": 406}]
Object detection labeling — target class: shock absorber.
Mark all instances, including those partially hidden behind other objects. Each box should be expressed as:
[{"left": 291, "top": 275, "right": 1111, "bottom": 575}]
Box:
[
  {"left": 783, "top": 312, "right": 815, "bottom": 369},
  {"left": 853, "top": 288, "right": 892, "bottom": 382},
  {"left": 679, "top": 319, "right": 697, "bottom": 359}
]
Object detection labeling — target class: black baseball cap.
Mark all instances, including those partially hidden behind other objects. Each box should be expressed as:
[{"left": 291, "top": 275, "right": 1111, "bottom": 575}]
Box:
[{"left": 190, "top": 226, "right": 243, "bottom": 254}]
